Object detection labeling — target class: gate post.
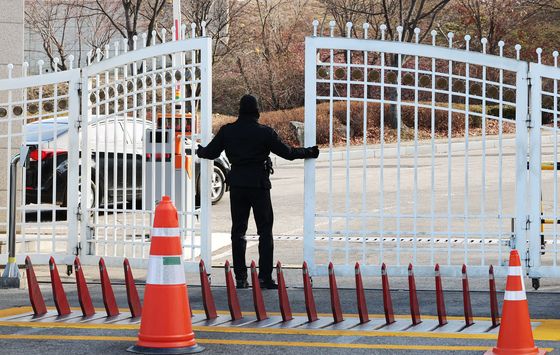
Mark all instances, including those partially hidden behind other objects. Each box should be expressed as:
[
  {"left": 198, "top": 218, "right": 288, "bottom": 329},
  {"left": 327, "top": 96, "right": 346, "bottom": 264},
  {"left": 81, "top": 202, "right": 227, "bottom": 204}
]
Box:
[
  {"left": 303, "top": 36, "right": 317, "bottom": 274},
  {"left": 66, "top": 75, "right": 81, "bottom": 259},
  {"left": 199, "top": 37, "right": 213, "bottom": 268},
  {"left": 527, "top": 67, "right": 543, "bottom": 277}
]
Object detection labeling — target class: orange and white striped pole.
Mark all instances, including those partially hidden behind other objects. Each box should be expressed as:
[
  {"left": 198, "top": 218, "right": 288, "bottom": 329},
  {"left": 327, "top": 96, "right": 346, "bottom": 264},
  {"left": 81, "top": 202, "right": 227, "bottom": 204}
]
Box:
[
  {"left": 485, "top": 250, "right": 546, "bottom": 355},
  {"left": 128, "top": 196, "right": 203, "bottom": 354}
]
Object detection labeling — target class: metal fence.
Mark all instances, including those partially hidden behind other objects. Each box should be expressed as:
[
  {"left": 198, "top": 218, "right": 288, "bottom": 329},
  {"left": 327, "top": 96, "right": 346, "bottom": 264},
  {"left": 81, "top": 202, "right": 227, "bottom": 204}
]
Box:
[
  {"left": 0, "top": 24, "right": 213, "bottom": 272},
  {"left": 303, "top": 21, "right": 543, "bottom": 279}
]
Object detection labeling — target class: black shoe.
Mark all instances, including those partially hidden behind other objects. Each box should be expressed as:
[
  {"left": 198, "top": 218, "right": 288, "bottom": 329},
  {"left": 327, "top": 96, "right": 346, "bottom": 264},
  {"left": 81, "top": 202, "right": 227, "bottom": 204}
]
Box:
[
  {"left": 259, "top": 278, "right": 278, "bottom": 289},
  {"left": 236, "top": 278, "right": 249, "bottom": 289}
]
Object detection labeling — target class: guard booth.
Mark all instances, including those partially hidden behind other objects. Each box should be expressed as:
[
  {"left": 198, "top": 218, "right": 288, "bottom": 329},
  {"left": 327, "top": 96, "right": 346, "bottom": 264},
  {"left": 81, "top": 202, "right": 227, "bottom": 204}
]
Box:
[{"left": 144, "top": 112, "right": 196, "bottom": 213}]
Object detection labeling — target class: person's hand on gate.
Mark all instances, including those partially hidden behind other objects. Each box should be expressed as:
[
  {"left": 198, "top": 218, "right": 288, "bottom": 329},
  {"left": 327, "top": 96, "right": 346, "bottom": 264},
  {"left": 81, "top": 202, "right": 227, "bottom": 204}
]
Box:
[
  {"left": 305, "top": 146, "right": 320, "bottom": 159},
  {"left": 196, "top": 144, "right": 204, "bottom": 158}
]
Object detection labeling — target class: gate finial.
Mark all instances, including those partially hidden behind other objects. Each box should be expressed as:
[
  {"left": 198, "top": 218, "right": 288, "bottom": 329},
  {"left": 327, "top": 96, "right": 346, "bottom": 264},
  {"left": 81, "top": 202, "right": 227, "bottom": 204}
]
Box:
[
  {"left": 431, "top": 30, "right": 437, "bottom": 45},
  {"left": 362, "top": 23, "right": 370, "bottom": 39},
  {"left": 481, "top": 38, "right": 488, "bottom": 54},
  {"left": 201, "top": 21, "right": 207, "bottom": 37},
  {"left": 553, "top": 51, "right": 558, "bottom": 67},
  {"left": 53, "top": 58, "right": 60, "bottom": 72},
  {"left": 312, "top": 19, "right": 319, "bottom": 37},
  {"left": 37, "top": 60, "right": 44, "bottom": 74},
  {"left": 346, "top": 22, "right": 353, "bottom": 38},
  {"left": 498, "top": 40, "right": 505, "bottom": 57},
  {"left": 162, "top": 28, "right": 167, "bottom": 43},
  {"left": 464, "top": 35, "right": 471, "bottom": 51},
  {"left": 191, "top": 23, "right": 197, "bottom": 38},
  {"left": 414, "top": 28, "right": 420, "bottom": 43},
  {"left": 68, "top": 55, "right": 74, "bottom": 70},
  {"left": 536, "top": 48, "right": 543, "bottom": 64},
  {"left": 380, "top": 24, "right": 387, "bottom": 40},
  {"left": 397, "top": 26, "right": 403, "bottom": 41},
  {"left": 447, "top": 32, "right": 454, "bottom": 48},
  {"left": 329, "top": 20, "right": 336, "bottom": 37},
  {"left": 516, "top": 44, "right": 522, "bottom": 60},
  {"left": 142, "top": 33, "right": 148, "bottom": 48}
]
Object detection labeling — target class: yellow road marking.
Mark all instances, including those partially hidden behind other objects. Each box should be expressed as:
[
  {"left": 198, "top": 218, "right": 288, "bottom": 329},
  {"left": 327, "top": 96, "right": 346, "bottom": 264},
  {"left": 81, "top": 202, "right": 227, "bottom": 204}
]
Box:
[{"left": 0, "top": 334, "right": 525, "bottom": 352}]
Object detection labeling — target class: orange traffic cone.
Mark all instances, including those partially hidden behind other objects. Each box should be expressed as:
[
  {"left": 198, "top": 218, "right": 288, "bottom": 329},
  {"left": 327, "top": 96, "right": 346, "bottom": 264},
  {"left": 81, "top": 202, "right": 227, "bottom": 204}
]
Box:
[
  {"left": 485, "top": 250, "right": 546, "bottom": 355},
  {"left": 128, "top": 196, "right": 203, "bottom": 354}
]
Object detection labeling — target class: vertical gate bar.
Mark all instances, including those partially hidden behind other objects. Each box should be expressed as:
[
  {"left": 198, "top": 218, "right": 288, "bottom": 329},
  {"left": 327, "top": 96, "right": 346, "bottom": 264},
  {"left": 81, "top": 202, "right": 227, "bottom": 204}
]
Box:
[
  {"left": 199, "top": 38, "right": 213, "bottom": 267},
  {"left": 132, "top": 44, "right": 139, "bottom": 259},
  {"left": 413, "top": 31, "right": 419, "bottom": 265},
  {"left": 20, "top": 63, "right": 29, "bottom": 246},
  {"left": 149, "top": 53, "right": 157, "bottom": 256},
  {"left": 379, "top": 32, "right": 386, "bottom": 264},
  {"left": 51, "top": 65, "right": 59, "bottom": 253},
  {"left": 464, "top": 39, "right": 470, "bottom": 265},
  {"left": 36, "top": 65, "right": 43, "bottom": 250},
  {"left": 80, "top": 70, "right": 91, "bottom": 256},
  {"left": 328, "top": 41, "right": 334, "bottom": 263},
  {"left": 361, "top": 45, "right": 368, "bottom": 265},
  {"left": 553, "top": 74, "right": 558, "bottom": 266},
  {"left": 345, "top": 40, "right": 351, "bottom": 266},
  {"left": 140, "top": 51, "right": 148, "bottom": 259},
  {"left": 396, "top": 41, "right": 402, "bottom": 266},
  {"left": 480, "top": 41, "right": 488, "bottom": 266},
  {"left": 67, "top": 75, "right": 81, "bottom": 257},
  {"left": 303, "top": 37, "right": 317, "bottom": 273},
  {"left": 528, "top": 67, "right": 542, "bottom": 272},
  {"left": 93, "top": 54, "right": 101, "bottom": 255},
  {"left": 121, "top": 53, "right": 129, "bottom": 257},
  {"left": 111, "top": 60, "right": 118, "bottom": 256},
  {"left": 188, "top": 47, "right": 196, "bottom": 261},
  {"left": 430, "top": 34, "right": 436, "bottom": 265},
  {"left": 103, "top": 65, "right": 110, "bottom": 256},
  {"left": 178, "top": 44, "right": 186, "bottom": 260},
  {"left": 446, "top": 35, "right": 453, "bottom": 266},
  {"left": 498, "top": 47, "right": 505, "bottom": 265},
  {"left": 159, "top": 47, "right": 167, "bottom": 213}
]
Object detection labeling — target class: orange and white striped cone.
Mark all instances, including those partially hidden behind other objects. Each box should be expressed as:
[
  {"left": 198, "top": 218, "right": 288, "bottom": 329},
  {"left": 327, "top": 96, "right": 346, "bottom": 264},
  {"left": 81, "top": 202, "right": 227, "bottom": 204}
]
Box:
[
  {"left": 485, "top": 250, "right": 546, "bottom": 355},
  {"left": 128, "top": 196, "right": 203, "bottom": 354}
]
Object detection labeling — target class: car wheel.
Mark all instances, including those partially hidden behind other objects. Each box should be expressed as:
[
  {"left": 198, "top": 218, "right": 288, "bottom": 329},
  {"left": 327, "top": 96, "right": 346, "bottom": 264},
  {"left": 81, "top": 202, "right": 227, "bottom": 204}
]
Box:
[{"left": 211, "top": 166, "right": 226, "bottom": 204}]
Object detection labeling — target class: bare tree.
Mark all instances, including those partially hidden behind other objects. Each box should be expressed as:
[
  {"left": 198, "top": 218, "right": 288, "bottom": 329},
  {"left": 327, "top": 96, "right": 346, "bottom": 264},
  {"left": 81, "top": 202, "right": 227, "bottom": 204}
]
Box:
[
  {"left": 233, "top": 0, "right": 310, "bottom": 111},
  {"left": 80, "top": 0, "right": 167, "bottom": 51},
  {"left": 26, "top": 0, "right": 117, "bottom": 70},
  {"left": 26, "top": 0, "right": 76, "bottom": 71},
  {"left": 320, "top": 0, "right": 451, "bottom": 128},
  {"left": 450, "top": 0, "right": 540, "bottom": 55}
]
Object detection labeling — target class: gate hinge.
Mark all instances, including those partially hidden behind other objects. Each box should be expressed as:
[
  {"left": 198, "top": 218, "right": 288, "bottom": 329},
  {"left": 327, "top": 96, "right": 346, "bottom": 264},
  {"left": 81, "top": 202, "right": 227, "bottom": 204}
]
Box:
[
  {"left": 76, "top": 82, "right": 83, "bottom": 129},
  {"left": 526, "top": 77, "right": 532, "bottom": 128},
  {"left": 76, "top": 206, "right": 82, "bottom": 222},
  {"left": 525, "top": 215, "right": 531, "bottom": 230},
  {"left": 74, "top": 242, "right": 82, "bottom": 256}
]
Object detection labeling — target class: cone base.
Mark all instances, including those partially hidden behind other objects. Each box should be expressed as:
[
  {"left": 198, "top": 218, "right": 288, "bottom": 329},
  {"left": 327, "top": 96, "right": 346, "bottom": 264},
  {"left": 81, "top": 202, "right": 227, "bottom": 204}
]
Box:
[
  {"left": 127, "top": 344, "right": 205, "bottom": 354},
  {"left": 484, "top": 348, "right": 547, "bottom": 355}
]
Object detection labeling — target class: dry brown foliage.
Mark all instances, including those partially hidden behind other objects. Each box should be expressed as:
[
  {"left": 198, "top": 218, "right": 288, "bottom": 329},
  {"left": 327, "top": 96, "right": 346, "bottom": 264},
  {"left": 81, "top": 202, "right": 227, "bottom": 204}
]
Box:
[{"left": 212, "top": 101, "right": 515, "bottom": 147}]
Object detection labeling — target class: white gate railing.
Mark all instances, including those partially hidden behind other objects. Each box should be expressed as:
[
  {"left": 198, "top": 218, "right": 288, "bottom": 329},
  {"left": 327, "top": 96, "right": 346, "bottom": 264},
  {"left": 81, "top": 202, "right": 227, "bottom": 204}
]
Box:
[
  {"left": 0, "top": 25, "right": 213, "bottom": 272},
  {"left": 304, "top": 21, "right": 531, "bottom": 278}
]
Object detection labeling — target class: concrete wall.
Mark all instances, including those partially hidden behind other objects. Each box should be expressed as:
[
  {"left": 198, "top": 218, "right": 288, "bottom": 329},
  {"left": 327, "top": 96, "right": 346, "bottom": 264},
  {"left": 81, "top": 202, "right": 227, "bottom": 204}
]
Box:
[{"left": 0, "top": 0, "right": 24, "bottom": 234}]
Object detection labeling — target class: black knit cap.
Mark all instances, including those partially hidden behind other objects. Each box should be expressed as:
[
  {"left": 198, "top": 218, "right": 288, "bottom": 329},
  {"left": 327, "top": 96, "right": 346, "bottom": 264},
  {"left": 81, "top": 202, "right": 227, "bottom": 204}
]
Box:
[{"left": 239, "top": 94, "right": 260, "bottom": 118}]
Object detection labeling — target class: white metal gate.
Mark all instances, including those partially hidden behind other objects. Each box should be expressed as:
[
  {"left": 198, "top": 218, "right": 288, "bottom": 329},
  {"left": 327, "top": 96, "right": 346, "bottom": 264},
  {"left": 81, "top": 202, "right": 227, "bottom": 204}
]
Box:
[
  {"left": 0, "top": 61, "right": 81, "bottom": 266},
  {"left": 303, "top": 21, "right": 531, "bottom": 278},
  {"left": 0, "top": 25, "right": 213, "bottom": 271}
]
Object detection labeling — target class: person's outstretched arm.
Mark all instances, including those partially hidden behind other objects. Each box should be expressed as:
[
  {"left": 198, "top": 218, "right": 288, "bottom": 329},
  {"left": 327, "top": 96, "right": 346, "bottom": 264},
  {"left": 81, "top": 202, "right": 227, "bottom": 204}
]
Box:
[
  {"left": 196, "top": 127, "right": 225, "bottom": 160},
  {"left": 268, "top": 129, "right": 319, "bottom": 161}
]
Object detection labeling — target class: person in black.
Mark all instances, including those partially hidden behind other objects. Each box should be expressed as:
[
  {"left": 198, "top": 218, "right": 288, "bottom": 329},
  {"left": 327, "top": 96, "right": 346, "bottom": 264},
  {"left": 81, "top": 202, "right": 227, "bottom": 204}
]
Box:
[{"left": 196, "top": 95, "right": 319, "bottom": 289}]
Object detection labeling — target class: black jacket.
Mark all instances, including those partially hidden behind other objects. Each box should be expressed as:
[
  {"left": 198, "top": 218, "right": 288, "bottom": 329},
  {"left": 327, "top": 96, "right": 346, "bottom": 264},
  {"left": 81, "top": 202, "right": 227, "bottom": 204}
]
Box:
[{"left": 197, "top": 114, "right": 313, "bottom": 189}]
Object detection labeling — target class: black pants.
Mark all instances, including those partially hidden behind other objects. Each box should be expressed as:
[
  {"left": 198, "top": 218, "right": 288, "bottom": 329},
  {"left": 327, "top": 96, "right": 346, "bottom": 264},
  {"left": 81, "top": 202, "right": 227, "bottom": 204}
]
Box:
[{"left": 230, "top": 187, "right": 274, "bottom": 282}]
